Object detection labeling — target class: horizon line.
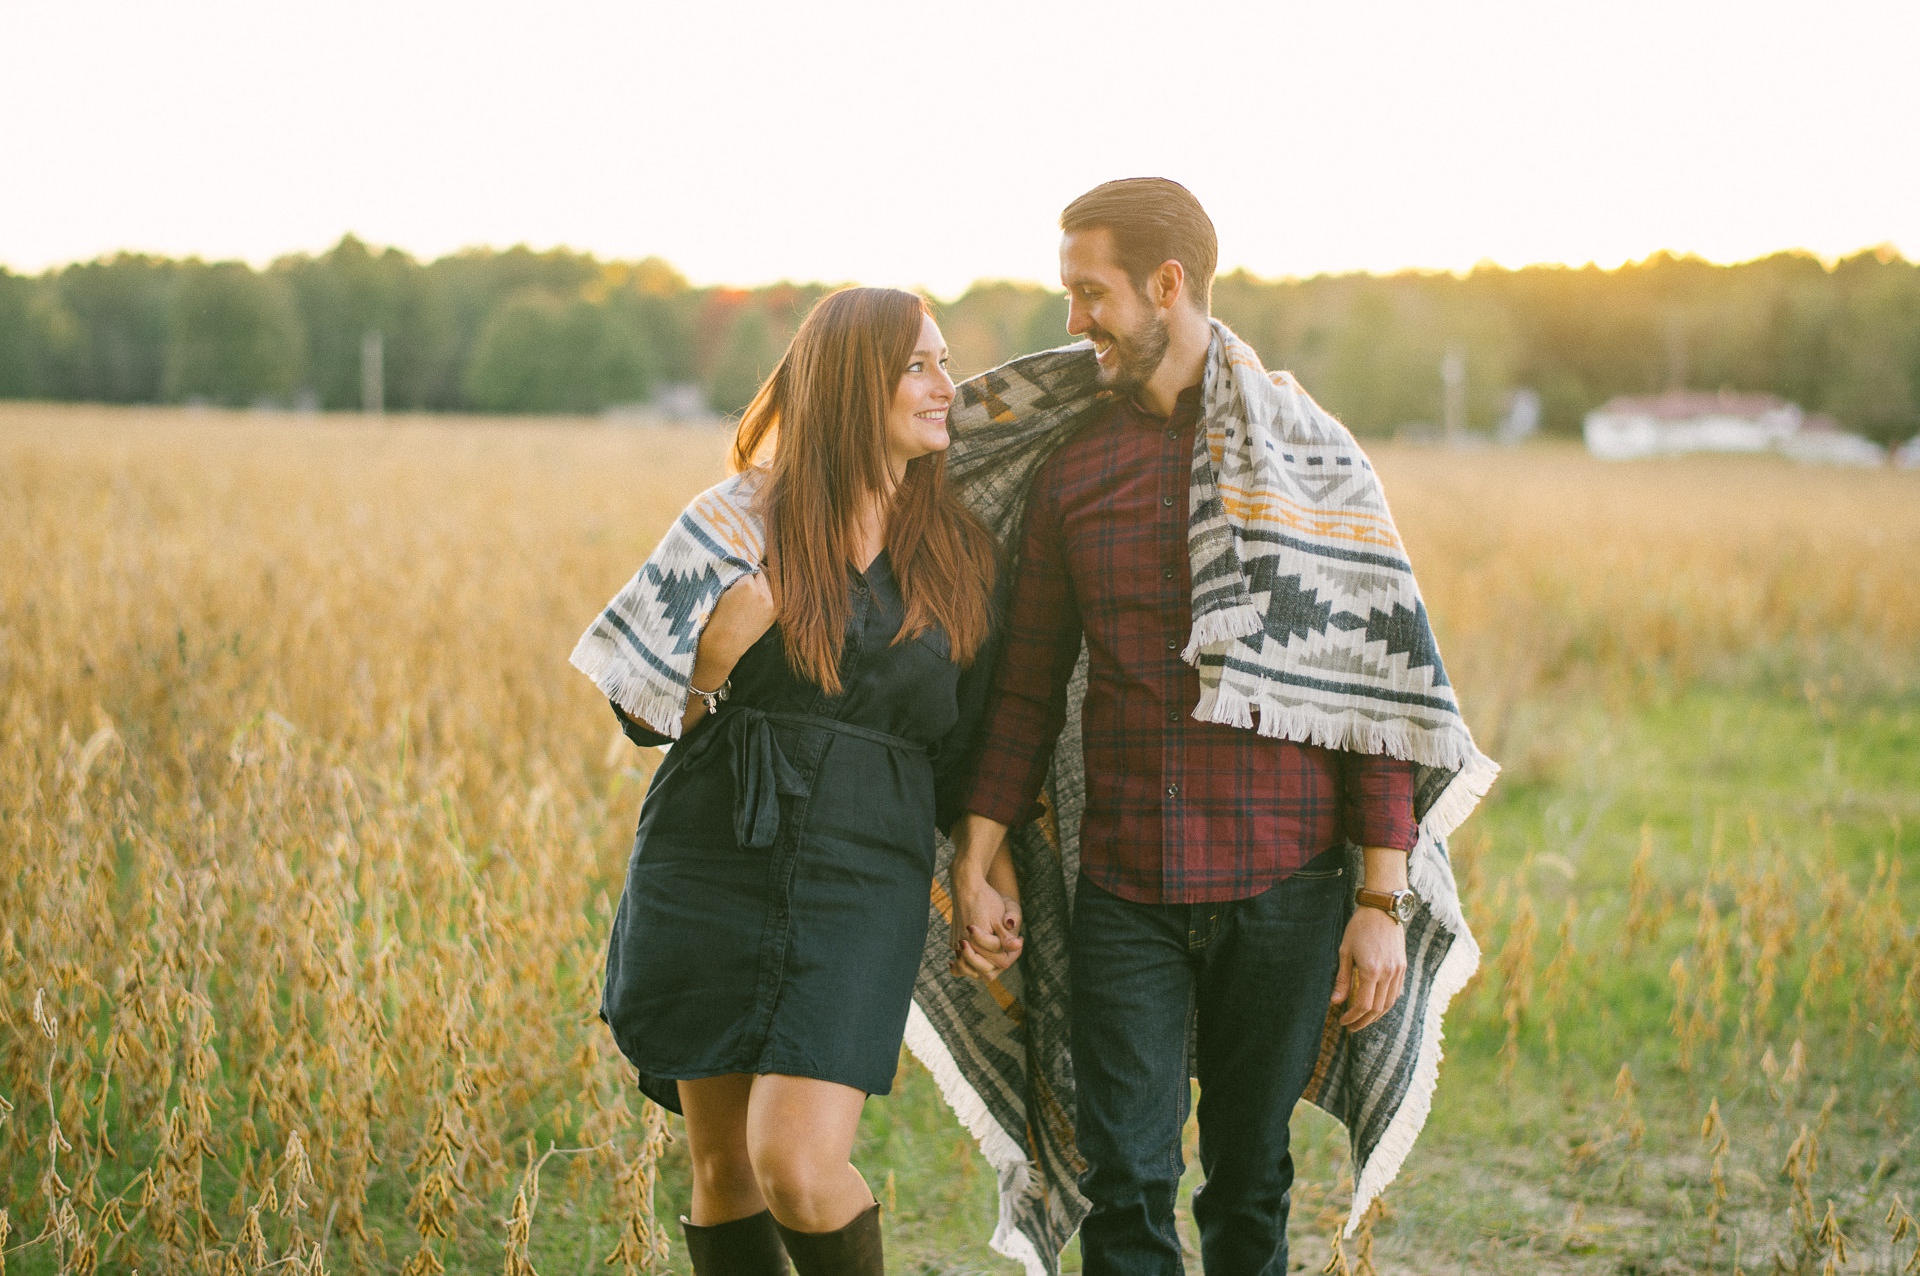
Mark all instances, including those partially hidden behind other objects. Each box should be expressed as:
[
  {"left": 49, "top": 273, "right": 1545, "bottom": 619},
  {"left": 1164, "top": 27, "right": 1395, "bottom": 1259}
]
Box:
[{"left": 4, "top": 234, "right": 1913, "bottom": 303}]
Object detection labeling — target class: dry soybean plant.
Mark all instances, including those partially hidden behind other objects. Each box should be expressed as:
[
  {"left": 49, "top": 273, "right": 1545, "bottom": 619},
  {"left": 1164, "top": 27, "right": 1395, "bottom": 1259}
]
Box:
[
  {"left": 3, "top": 407, "right": 728, "bottom": 1273},
  {"left": 4, "top": 409, "right": 1918, "bottom": 1273}
]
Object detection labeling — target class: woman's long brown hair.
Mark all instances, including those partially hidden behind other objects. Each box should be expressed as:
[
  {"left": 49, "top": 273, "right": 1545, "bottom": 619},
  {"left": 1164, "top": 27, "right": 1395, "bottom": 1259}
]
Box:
[{"left": 729, "top": 287, "right": 997, "bottom": 695}]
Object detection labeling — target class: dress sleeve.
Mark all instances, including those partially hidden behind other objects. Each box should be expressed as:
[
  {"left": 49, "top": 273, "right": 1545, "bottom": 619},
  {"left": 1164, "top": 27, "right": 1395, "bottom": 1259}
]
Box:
[
  {"left": 611, "top": 699, "right": 674, "bottom": 749},
  {"left": 929, "top": 565, "right": 1009, "bottom": 835},
  {"left": 960, "top": 464, "right": 1085, "bottom": 828}
]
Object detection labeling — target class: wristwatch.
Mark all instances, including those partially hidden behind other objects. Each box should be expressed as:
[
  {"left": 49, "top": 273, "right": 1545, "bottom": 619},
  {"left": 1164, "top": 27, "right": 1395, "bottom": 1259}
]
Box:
[{"left": 1355, "top": 886, "right": 1417, "bottom": 924}]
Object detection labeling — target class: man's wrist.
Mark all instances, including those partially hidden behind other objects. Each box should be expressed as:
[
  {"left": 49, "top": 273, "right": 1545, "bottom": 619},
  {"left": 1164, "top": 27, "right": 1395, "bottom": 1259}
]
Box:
[
  {"left": 951, "top": 813, "right": 1010, "bottom": 876},
  {"left": 1359, "top": 844, "right": 1410, "bottom": 892}
]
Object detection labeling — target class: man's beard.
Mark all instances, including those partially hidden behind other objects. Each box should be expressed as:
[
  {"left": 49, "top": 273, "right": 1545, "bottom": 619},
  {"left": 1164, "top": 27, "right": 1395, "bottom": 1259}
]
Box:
[{"left": 1092, "top": 307, "right": 1171, "bottom": 396}]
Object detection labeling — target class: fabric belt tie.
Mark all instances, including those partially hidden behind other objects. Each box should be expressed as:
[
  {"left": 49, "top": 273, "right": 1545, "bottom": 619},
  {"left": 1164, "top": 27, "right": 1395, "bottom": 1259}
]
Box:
[{"left": 674, "top": 706, "right": 925, "bottom": 850}]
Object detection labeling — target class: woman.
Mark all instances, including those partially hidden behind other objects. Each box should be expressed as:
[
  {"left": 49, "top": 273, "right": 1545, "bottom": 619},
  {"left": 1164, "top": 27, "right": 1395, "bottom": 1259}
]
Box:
[{"left": 575, "top": 288, "right": 1003, "bottom": 1276}]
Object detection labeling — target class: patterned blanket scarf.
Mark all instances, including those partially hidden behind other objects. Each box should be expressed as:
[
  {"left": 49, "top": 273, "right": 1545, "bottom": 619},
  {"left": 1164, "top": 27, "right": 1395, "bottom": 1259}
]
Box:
[
  {"left": 904, "top": 322, "right": 1497, "bottom": 1273},
  {"left": 568, "top": 321, "right": 1496, "bottom": 1274}
]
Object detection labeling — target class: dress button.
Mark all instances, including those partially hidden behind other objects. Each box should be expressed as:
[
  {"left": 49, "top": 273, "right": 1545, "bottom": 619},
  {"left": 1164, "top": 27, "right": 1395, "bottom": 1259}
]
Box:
[{"left": 1161, "top": 495, "right": 1174, "bottom": 507}]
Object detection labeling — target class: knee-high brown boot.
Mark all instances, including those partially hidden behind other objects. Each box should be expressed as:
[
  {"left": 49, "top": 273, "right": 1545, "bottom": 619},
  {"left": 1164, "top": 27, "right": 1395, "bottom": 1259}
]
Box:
[
  {"left": 772, "top": 1202, "right": 883, "bottom": 1276},
  {"left": 680, "top": 1210, "right": 791, "bottom": 1275}
]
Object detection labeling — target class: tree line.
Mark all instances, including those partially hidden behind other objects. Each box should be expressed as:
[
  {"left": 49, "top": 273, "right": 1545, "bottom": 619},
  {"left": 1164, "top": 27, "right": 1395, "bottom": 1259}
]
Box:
[{"left": 0, "top": 235, "right": 1914, "bottom": 441}]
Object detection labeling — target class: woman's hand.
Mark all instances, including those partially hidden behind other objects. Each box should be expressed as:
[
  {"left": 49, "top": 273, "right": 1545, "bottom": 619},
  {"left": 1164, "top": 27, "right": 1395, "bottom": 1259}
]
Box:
[
  {"left": 680, "top": 565, "right": 780, "bottom": 733},
  {"left": 948, "top": 816, "right": 1023, "bottom": 981},
  {"left": 703, "top": 566, "right": 779, "bottom": 668}
]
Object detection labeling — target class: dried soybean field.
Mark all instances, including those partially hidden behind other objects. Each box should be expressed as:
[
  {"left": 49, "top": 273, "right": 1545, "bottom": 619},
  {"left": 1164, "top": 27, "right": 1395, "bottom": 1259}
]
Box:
[{"left": 3, "top": 403, "right": 1918, "bottom": 1275}]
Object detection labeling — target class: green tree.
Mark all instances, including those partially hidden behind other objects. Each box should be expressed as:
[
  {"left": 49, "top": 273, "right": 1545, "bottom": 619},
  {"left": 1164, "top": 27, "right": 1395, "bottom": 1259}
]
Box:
[
  {"left": 164, "top": 261, "right": 305, "bottom": 405},
  {"left": 51, "top": 254, "right": 178, "bottom": 402},
  {"left": 276, "top": 235, "right": 460, "bottom": 411},
  {"left": 463, "top": 290, "right": 656, "bottom": 413},
  {"left": 0, "top": 270, "right": 42, "bottom": 397},
  {"left": 704, "top": 306, "right": 776, "bottom": 417}
]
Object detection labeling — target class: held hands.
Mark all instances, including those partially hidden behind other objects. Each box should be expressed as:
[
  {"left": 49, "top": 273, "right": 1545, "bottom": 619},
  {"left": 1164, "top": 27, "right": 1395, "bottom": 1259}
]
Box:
[{"left": 948, "top": 816, "right": 1023, "bottom": 981}]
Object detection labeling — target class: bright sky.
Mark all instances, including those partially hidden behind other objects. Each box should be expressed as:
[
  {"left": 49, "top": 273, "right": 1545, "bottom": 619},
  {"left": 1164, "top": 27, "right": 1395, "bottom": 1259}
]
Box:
[{"left": 5, "top": 0, "right": 1917, "bottom": 298}]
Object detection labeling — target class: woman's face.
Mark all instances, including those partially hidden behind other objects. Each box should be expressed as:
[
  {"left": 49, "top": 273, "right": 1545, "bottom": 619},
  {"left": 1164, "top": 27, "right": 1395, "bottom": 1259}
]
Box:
[{"left": 885, "top": 313, "right": 955, "bottom": 473}]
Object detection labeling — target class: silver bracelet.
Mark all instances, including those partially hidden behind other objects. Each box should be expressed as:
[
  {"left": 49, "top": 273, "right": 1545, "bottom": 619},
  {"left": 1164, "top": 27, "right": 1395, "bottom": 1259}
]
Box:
[{"left": 690, "top": 677, "right": 731, "bottom": 716}]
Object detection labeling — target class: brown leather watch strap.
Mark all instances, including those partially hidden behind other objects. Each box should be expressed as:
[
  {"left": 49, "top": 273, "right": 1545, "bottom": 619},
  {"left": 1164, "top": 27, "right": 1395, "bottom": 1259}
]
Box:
[{"left": 1355, "top": 887, "right": 1409, "bottom": 922}]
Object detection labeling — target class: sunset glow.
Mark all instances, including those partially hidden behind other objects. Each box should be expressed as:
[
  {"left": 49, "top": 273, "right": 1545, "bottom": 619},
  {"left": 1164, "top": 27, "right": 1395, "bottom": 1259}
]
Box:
[{"left": 4, "top": 0, "right": 1916, "bottom": 294}]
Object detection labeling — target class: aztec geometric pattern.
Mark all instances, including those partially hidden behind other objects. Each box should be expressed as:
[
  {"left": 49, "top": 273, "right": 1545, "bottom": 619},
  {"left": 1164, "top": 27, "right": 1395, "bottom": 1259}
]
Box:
[
  {"left": 569, "top": 471, "right": 768, "bottom": 738},
  {"left": 566, "top": 327, "right": 1498, "bottom": 1271},
  {"left": 904, "top": 325, "right": 1499, "bottom": 1273}
]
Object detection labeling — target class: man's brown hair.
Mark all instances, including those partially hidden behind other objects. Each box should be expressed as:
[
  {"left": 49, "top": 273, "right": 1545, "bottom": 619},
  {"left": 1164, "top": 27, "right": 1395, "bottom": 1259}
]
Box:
[{"left": 1060, "top": 177, "right": 1217, "bottom": 313}]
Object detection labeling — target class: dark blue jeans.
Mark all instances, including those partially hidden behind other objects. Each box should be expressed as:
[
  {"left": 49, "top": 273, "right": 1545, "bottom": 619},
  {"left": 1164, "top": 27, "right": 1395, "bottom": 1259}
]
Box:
[{"left": 1069, "top": 846, "right": 1349, "bottom": 1276}]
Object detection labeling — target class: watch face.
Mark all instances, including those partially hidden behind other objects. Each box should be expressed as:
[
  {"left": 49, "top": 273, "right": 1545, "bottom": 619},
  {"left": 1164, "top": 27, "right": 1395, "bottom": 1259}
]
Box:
[{"left": 1393, "top": 892, "right": 1417, "bottom": 923}]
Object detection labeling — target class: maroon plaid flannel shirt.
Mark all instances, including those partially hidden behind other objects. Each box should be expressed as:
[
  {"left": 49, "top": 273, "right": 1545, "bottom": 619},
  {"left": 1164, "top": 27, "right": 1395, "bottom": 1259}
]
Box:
[{"left": 964, "top": 386, "right": 1419, "bottom": 904}]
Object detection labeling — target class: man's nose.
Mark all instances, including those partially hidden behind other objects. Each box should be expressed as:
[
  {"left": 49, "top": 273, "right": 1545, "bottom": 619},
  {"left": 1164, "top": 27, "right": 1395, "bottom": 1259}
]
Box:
[{"left": 1065, "top": 299, "right": 1090, "bottom": 336}]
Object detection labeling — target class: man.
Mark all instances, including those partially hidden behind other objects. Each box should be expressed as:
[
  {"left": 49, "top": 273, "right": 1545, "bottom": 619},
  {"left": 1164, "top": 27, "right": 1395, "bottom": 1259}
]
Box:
[{"left": 947, "top": 178, "right": 1426, "bottom": 1275}]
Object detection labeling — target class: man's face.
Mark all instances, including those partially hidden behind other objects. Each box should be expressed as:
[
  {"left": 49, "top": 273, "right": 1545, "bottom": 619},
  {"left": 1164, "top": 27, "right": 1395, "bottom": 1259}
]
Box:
[{"left": 1060, "top": 227, "right": 1170, "bottom": 395}]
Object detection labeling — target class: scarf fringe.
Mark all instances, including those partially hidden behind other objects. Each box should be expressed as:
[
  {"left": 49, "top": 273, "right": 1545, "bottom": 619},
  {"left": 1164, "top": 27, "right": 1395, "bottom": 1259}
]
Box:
[
  {"left": 1342, "top": 926, "right": 1480, "bottom": 1235},
  {"left": 903, "top": 1002, "right": 1045, "bottom": 1274},
  {"left": 1337, "top": 756, "right": 1493, "bottom": 1234},
  {"left": 568, "top": 634, "right": 688, "bottom": 740},
  {"left": 1194, "top": 687, "right": 1489, "bottom": 776},
  {"left": 1180, "top": 606, "right": 1263, "bottom": 663},
  {"left": 1421, "top": 750, "right": 1502, "bottom": 845}
]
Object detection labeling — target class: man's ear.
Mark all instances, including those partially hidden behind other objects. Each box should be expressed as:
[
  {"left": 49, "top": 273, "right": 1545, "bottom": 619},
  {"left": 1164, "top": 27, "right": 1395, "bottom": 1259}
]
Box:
[{"left": 1148, "top": 259, "right": 1187, "bottom": 312}]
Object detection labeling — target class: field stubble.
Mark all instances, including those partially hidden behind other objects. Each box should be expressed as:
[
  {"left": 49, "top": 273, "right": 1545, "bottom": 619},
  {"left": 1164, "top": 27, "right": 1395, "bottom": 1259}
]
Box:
[{"left": 2, "top": 402, "right": 1916, "bottom": 1275}]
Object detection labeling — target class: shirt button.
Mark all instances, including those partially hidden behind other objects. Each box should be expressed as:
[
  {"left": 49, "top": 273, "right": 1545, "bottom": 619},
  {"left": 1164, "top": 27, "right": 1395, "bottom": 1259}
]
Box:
[
  {"left": 1165, "top": 639, "right": 1178, "bottom": 651},
  {"left": 1161, "top": 495, "right": 1174, "bottom": 507},
  {"left": 1166, "top": 783, "right": 1180, "bottom": 798},
  {"left": 1167, "top": 428, "right": 1179, "bottom": 440},
  {"left": 1167, "top": 709, "right": 1180, "bottom": 723},
  {"left": 1163, "top": 567, "right": 1175, "bottom": 580}
]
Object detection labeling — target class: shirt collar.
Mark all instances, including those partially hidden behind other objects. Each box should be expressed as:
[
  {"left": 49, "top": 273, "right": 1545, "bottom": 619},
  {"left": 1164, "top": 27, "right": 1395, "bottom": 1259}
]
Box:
[{"left": 1118, "top": 382, "right": 1204, "bottom": 431}]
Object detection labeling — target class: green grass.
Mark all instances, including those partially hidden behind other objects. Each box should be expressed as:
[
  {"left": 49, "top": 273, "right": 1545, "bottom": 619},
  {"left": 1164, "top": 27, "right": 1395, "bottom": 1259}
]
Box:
[
  {"left": 7, "top": 681, "right": 1910, "bottom": 1276},
  {"left": 480, "top": 678, "right": 1918, "bottom": 1276}
]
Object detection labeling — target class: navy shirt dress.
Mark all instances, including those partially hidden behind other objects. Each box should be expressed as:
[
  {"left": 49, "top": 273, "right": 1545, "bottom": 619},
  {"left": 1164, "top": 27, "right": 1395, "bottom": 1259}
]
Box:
[{"left": 601, "top": 550, "right": 993, "bottom": 1113}]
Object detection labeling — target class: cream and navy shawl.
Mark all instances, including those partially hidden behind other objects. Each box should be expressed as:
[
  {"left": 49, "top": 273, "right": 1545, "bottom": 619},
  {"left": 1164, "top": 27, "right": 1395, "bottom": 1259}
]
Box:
[{"left": 570, "top": 321, "right": 1497, "bottom": 1275}]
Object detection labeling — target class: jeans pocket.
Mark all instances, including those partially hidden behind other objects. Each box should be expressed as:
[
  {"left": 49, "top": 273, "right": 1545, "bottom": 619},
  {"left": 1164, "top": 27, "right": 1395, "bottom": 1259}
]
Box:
[
  {"left": 1287, "top": 844, "right": 1350, "bottom": 881},
  {"left": 1288, "top": 863, "right": 1346, "bottom": 881}
]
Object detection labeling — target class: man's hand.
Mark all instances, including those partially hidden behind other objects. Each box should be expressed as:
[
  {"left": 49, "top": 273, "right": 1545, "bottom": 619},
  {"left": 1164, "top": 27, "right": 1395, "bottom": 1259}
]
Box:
[
  {"left": 1331, "top": 905, "right": 1407, "bottom": 1031},
  {"left": 948, "top": 815, "right": 1023, "bottom": 981},
  {"left": 1332, "top": 844, "right": 1412, "bottom": 1031}
]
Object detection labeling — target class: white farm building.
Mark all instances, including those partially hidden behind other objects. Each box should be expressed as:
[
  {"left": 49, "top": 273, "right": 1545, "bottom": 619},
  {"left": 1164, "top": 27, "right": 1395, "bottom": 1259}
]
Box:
[{"left": 1584, "top": 390, "right": 1886, "bottom": 466}]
